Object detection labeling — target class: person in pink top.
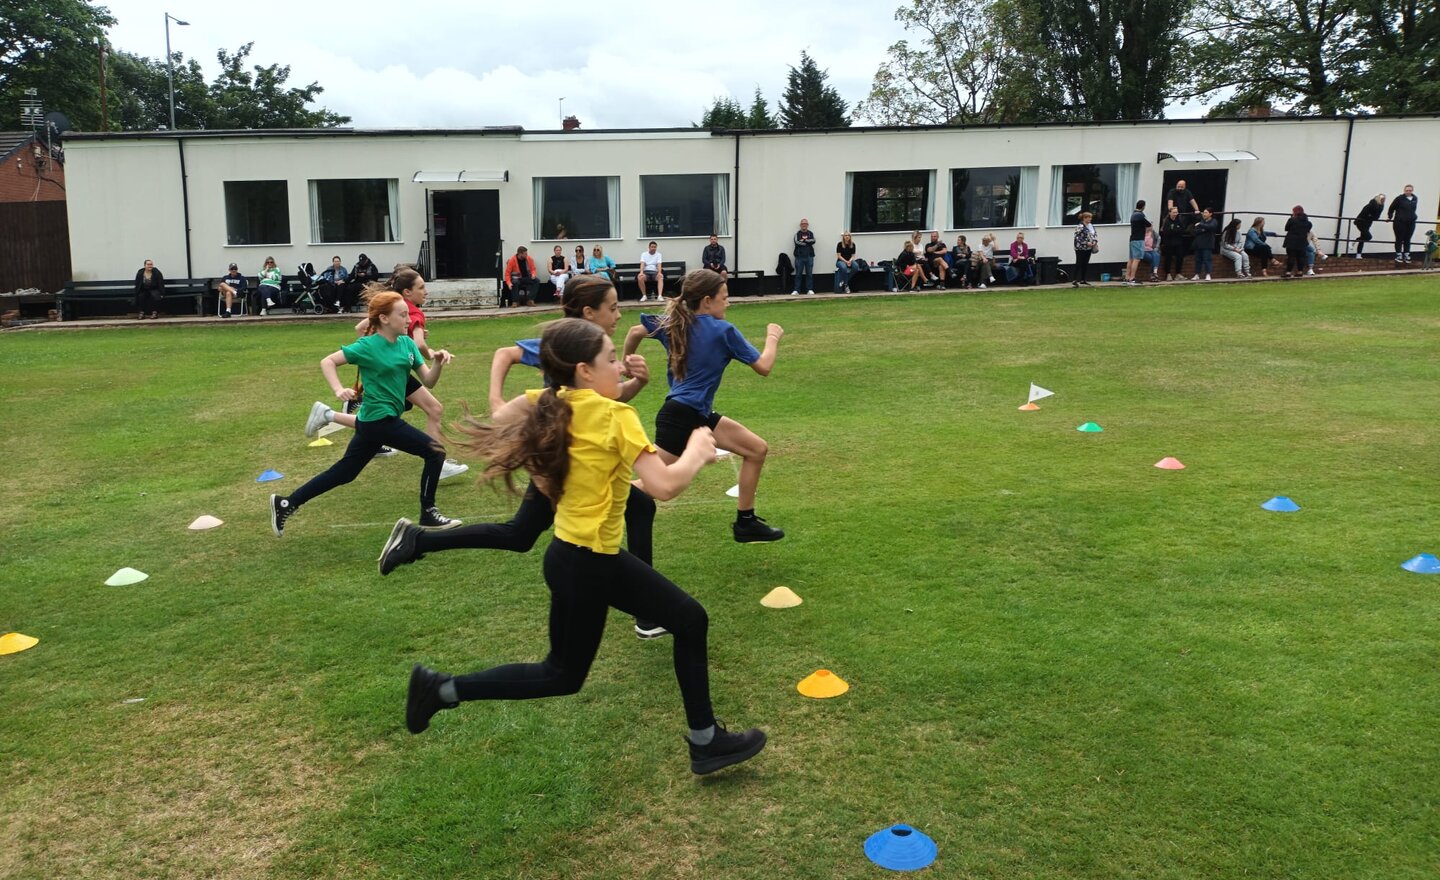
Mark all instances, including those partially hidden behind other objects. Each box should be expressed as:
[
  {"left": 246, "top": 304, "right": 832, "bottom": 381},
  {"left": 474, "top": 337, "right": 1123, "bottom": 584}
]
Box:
[{"left": 1008, "top": 232, "right": 1036, "bottom": 284}]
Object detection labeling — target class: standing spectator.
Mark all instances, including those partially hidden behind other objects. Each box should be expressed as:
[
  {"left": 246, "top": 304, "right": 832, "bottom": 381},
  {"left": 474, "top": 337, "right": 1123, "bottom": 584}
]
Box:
[
  {"left": 1190, "top": 208, "right": 1220, "bottom": 281},
  {"left": 572, "top": 245, "right": 589, "bottom": 277},
  {"left": 1126, "top": 200, "right": 1149, "bottom": 284},
  {"left": 1352, "top": 194, "right": 1385, "bottom": 257},
  {"left": 1009, "top": 232, "right": 1035, "bottom": 284},
  {"left": 1244, "top": 218, "right": 1276, "bottom": 277},
  {"left": 950, "top": 235, "right": 976, "bottom": 289},
  {"left": 133, "top": 259, "right": 165, "bottom": 319},
  {"left": 1388, "top": 184, "right": 1418, "bottom": 262},
  {"left": 1160, "top": 207, "right": 1188, "bottom": 281},
  {"left": 548, "top": 245, "right": 571, "bottom": 300},
  {"left": 895, "top": 240, "right": 925, "bottom": 290},
  {"left": 638, "top": 241, "right": 665, "bottom": 301},
  {"left": 1167, "top": 180, "right": 1200, "bottom": 223},
  {"left": 1072, "top": 212, "right": 1098, "bottom": 287},
  {"left": 702, "top": 235, "right": 728, "bottom": 279},
  {"left": 257, "top": 256, "right": 284, "bottom": 315},
  {"left": 922, "top": 231, "right": 949, "bottom": 289},
  {"left": 1220, "top": 218, "right": 1251, "bottom": 278},
  {"left": 1282, "top": 206, "right": 1313, "bottom": 278},
  {"left": 588, "top": 245, "right": 618, "bottom": 285},
  {"left": 503, "top": 245, "right": 538, "bottom": 307},
  {"left": 834, "top": 231, "right": 866, "bottom": 292},
  {"left": 217, "top": 262, "right": 247, "bottom": 318},
  {"left": 791, "top": 219, "right": 816, "bottom": 295},
  {"left": 1142, "top": 222, "right": 1162, "bottom": 282},
  {"left": 346, "top": 253, "right": 380, "bottom": 312},
  {"left": 315, "top": 255, "right": 349, "bottom": 313}
]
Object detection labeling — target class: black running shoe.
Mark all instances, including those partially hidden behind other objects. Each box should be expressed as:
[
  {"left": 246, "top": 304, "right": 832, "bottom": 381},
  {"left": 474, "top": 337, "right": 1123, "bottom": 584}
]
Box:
[
  {"left": 378, "top": 518, "right": 423, "bottom": 576},
  {"left": 270, "top": 494, "right": 294, "bottom": 537},
  {"left": 732, "top": 515, "right": 784, "bottom": 543},
  {"left": 688, "top": 722, "right": 767, "bottom": 775},
  {"left": 420, "top": 507, "right": 462, "bottom": 529},
  {"left": 634, "top": 620, "right": 670, "bottom": 640},
  {"left": 343, "top": 397, "right": 360, "bottom": 416},
  {"left": 406, "top": 664, "right": 457, "bottom": 734}
]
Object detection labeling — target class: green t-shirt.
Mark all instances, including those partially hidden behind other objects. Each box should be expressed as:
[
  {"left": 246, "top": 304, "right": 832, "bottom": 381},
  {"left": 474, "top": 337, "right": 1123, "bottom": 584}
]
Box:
[{"left": 341, "top": 334, "right": 422, "bottom": 421}]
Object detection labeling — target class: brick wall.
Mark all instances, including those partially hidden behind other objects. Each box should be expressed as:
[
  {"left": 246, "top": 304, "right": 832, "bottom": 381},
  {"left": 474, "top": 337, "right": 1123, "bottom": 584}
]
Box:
[{"left": 0, "top": 141, "right": 66, "bottom": 203}]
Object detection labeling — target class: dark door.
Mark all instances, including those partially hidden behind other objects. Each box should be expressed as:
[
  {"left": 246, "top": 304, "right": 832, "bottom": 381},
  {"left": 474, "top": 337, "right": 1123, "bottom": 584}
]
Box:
[
  {"left": 1160, "top": 169, "right": 1228, "bottom": 224},
  {"left": 431, "top": 190, "right": 500, "bottom": 279}
]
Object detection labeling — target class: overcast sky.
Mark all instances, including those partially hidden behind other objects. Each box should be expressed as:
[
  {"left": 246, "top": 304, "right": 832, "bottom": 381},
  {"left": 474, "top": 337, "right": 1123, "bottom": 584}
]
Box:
[{"left": 96, "top": 0, "right": 915, "bottom": 129}]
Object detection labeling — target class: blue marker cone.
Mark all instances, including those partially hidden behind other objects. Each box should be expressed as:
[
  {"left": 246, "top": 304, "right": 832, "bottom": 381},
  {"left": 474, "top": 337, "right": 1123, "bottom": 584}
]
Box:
[
  {"left": 1076, "top": 422, "right": 1103, "bottom": 433},
  {"left": 256, "top": 469, "right": 284, "bottom": 483},
  {"left": 1261, "top": 496, "right": 1300, "bottom": 512},
  {"left": 1401, "top": 554, "right": 1440, "bottom": 574},
  {"left": 864, "top": 824, "right": 937, "bottom": 872}
]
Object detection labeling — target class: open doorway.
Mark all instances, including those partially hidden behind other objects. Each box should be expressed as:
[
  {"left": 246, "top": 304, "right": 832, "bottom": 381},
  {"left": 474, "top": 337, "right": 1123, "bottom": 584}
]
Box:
[
  {"left": 430, "top": 190, "right": 500, "bottom": 280},
  {"left": 1160, "top": 169, "right": 1229, "bottom": 224}
]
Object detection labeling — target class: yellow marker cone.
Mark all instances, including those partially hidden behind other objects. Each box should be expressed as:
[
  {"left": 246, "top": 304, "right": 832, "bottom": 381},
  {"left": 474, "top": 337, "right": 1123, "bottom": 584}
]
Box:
[
  {"left": 0, "top": 632, "right": 39, "bottom": 655},
  {"left": 761, "top": 586, "right": 803, "bottom": 608},
  {"left": 797, "top": 669, "right": 850, "bottom": 699},
  {"left": 188, "top": 515, "right": 224, "bottom": 531},
  {"left": 308, "top": 437, "right": 334, "bottom": 447}
]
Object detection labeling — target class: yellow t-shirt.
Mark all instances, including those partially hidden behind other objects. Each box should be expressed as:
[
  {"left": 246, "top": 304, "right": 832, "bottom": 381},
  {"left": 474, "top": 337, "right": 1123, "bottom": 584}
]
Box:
[{"left": 526, "top": 387, "right": 656, "bottom": 554}]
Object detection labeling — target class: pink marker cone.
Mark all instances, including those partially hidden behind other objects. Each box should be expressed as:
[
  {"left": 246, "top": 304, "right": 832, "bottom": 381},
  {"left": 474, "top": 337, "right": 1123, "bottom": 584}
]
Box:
[{"left": 1154, "top": 456, "right": 1186, "bottom": 470}]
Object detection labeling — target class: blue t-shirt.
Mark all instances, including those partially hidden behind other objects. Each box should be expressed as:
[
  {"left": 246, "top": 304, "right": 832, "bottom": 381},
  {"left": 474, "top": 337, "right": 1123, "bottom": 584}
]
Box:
[
  {"left": 640, "top": 313, "right": 759, "bottom": 416},
  {"left": 516, "top": 338, "right": 541, "bottom": 368}
]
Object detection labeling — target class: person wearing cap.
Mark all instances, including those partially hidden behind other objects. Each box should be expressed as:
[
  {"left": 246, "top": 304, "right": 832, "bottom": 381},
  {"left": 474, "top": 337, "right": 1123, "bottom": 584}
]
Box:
[
  {"left": 218, "top": 262, "right": 247, "bottom": 318},
  {"left": 345, "top": 253, "right": 380, "bottom": 312}
]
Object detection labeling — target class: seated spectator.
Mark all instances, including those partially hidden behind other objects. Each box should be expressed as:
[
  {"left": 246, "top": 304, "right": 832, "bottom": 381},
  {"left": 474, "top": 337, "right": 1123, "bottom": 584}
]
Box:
[
  {"left": 702, "top": 234, "right": 728, "bottom": 279},
  {"left": 1244, "top": 217, "right": 1276, "bottom": 277},
  {"left": 314, "top": 255, "right": 349, "bottom": 313},
  {"left": 257, "top": 256, "right": 283, "bottom": 315},
  {"left": 572, "top": 245, "right": 589, "bottom": 277},
  {"left": 950, "top": 235, "right": 977, "bottom": 289},
  {"left": 587, "top": 245, "right": 617, "bottom": 284},
  {"left": 503, "top": 246, "right": 538, "bottom": 307},
  {"left": 217, "top": 262, "right": 247, "bottom": 318},
  {"left": 547, "top": 245, "right": 571, "bottom": 299},
  {"left": 895, "top": 240, "right": 925, "bottom": 291},
  {"left": 345, "top": 253, "right": 380, "bottom": 312},
  {"left": 923, "top": 231, "right": 949, "bottom": 289},
  {"left": 1220, "top": 218, "right": 1251, "bottom": 278},
  {"left": 638, "top": 241, "right": 664, "bottom": 301},
  {"left": 834, "top": 231, "right": 867, "bottom": 292},
  {"left": 133, "top": 258, "right": 165, "bottom": 320},
  {"left": 1305, "top": 230, "right": 1327, "bottom": 275},
  {"left": 1009, "top": 232, "right": 1036, "bottom": 284},
  {"left": 977, "top": 234, "right": 998, "bottom": 285},
  {"left": 1142, "top": 222, "right": 1162, "bottom": 282}
]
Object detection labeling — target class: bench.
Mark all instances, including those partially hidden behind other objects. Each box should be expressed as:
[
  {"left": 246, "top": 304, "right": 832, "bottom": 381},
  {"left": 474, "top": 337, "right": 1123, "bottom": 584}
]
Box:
[
  {"left": 611, "top": 261, "right": 687, "bottom": 300},
  {"left": 59, "top": 278, "right": 210, "bottom": 321}
]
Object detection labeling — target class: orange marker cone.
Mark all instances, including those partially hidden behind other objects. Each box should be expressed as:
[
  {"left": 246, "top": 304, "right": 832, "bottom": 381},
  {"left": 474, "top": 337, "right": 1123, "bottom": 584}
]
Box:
[
  {"left": 1154, "top": 457, "right": 1186, "bottom": 470},
  {"left": 1018, "top": 402, "right": 1040, "bottom": 411},
  {"left": 797, "top": 669, "right": 850, "bottom": 698}
]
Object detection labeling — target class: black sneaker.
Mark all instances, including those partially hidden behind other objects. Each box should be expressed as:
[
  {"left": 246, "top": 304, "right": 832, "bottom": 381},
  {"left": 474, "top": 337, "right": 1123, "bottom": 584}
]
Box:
[
  {"left": 343, "top": 397, "right": 361, "bottom": 416},
  {"left": 270, "top": 494, "right": 294, "bottom": 537},
  {"left": 634, "top": 620, "right": 670, "bottom": 640},
  {"left": 378, "top": 518, "right": 423, "bottom": 575},
  {"left": 375, "top": 446, "right": 398, "bottom": 457},
  {"left": 733, "top": 514, "right": 784, "bottom": 543},
  {"left": 406, "top": 664, "right": 457, "bottom": 734},
  {"left": 688, "top": 722, "right": 767, "bottom": 775},
  {"left": 420, "top": 507, "right": 462, "bottom": 529}
]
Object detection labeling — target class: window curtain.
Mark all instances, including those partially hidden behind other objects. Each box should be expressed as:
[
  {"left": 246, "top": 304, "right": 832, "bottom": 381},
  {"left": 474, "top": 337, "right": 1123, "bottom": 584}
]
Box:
[
  {"left": 1049, "top": 166, "right": 1065, "bottom": 226},
  {"left": 386, "top": 179, "right": 400, "bottom": 241},
  {"left": 926, "top": 170, "right": 937, "bottom": 229},
  {"left": 843, "top": 173, "right": 855, "bottom": 232},
  {"left": 1017, "top": 167, "right": 1038, "bottom": 227},
  {"left": 606, "top": 176, "right": 621, "bottom": 239},
  {"left": 712, "top": 174, "right": 730, "bottom": 236},
  {"left": 532, "top": 178, "right": 546, "bottom": 239},
  {"left": 1116, "top": 163, "right": 1139, "bottom": 219},
  {"left": 308, "top": 179, "right": 322, "bottom": 242}
]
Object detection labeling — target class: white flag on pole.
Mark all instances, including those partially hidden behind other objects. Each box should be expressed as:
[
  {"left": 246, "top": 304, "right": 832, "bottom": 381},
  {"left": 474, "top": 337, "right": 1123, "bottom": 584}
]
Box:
[{"left": 1028, "top": 383, "right": 1055, "bottom": 403}]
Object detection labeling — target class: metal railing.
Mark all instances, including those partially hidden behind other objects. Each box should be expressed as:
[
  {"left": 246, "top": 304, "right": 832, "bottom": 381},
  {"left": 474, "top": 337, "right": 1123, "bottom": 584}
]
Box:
[{"left": 1171, "top": 209, "right": 1438, "bottom": 257}]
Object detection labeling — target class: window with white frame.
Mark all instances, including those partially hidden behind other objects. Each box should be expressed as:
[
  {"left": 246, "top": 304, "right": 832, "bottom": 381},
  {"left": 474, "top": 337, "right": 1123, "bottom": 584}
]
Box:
[
  {"left": 849, "top": 170, "right": 932, "bottom": 233},
  {"left": 1049, "top": 163, "right": 1139, "bottom": 225},
  {"left": 308, "top": 178, "right": 399, "bottom": 243},
  {"left": 224, "top": 180, "right": 290, "bottom": 245},
  {"left": 533, "top": 176, "right": 619, "bottom": 240},
  {"left": 640, "top": 174, "right": 730, "bottom": 237},
  {"left": 950, "top": 166, "right": 1038, "bottom": 229}
]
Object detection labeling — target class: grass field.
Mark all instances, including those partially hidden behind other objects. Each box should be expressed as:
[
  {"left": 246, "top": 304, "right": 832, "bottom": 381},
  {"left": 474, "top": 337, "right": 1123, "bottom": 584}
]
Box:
[{"left": 2, "top": 277, "right": 1438, "bottom": 879}]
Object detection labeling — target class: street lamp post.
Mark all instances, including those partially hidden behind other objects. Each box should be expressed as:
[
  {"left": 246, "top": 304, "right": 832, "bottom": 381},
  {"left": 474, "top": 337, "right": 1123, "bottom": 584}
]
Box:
[
  {"left": 558, "top": 97, "right": 565, "bottom": 126},
  {"left": 164, "top": 12, "right": 190, "bottom": 130}
]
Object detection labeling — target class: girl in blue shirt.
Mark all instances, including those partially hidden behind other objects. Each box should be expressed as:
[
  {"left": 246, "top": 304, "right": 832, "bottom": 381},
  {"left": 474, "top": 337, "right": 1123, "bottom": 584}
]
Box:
[{"left": 624, "top": 269, "right": 786, "bottom": 543}]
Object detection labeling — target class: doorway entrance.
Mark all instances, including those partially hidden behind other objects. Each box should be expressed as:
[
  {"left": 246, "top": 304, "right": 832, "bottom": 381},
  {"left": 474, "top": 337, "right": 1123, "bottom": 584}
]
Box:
[
  {"left": 429, "top": 190, "right": 500, "bottom": 280},
  {"left": 1160, "top": 169, "right": 1229, "bottom": 224}
]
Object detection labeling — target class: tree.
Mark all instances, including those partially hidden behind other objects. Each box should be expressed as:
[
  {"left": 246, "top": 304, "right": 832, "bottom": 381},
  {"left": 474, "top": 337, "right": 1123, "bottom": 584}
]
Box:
[
  {"left": 697, "top": 95, "right": 748, "bottom": 128},
  {"left": 856, "top": 0, "right": 1011, "bottom": 125},
  {"left": 779, "top": 52, "right": 850, "bottom": 128},
  {"left": 746, "top": 87, "right": 778, "bottom": 129},
  {"left": 1356, "top": 0, "right": 1440, "bottom": 113},
  {"left": 0, "top": 0, "right": 115, "bottom": 130}
]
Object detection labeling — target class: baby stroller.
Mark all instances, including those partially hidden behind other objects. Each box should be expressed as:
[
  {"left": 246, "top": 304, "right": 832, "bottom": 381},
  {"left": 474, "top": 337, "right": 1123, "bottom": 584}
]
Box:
[{"left": 288, "top": 262, "right": 324, "bottom": 314}]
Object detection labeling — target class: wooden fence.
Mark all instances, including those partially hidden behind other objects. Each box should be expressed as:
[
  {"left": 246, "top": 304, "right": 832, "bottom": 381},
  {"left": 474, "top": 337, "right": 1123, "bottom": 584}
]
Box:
[{"left": 0, "top": 201, "right": 71, "bottom": 293}]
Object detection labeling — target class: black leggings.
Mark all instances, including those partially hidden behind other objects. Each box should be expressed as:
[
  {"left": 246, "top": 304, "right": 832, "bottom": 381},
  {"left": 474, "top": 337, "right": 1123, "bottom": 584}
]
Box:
[
  {"left": 1163, "top": 250, "right": 1185, "bottom": 276},
  {"left": 416, "top": 482, "right": 655, "bottom": 567},
  {"left": 452, "top": 538, "right": 715, "bottom": 730},
  {"left": 1393, "top": 220, "right": 1416, "bottom": 256},
  {"left": 285, "top": 414, "right": 444, "bottom": 512},
  {"left": 1072, "top": 249, "right": 1092, "bottom": 282},
  {"left": 1354, "top": 220, "right": 1373, "bottom": 253},
  {"left": 1284, "top": 248, "right": 1307, "bottom": 274},
  {"left": 135, "top": 288, "right": 163, "bottom": 313}
]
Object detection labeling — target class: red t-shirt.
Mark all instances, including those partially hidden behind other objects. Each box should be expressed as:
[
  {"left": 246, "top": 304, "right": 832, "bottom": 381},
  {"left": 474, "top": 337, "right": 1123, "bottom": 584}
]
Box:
[{"left": 405, "top": 301, "right": 425, "bottom": 338}]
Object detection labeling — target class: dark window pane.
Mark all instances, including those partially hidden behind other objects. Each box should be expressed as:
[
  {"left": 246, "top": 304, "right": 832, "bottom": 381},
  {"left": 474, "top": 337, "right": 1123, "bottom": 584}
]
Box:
[
  {"left": 641, "top": 174, "right": 724, "bottom": 237},
  {"left": 1061, "top": 164, "right": 1119, "bottom": 225},
  {"left": 851, "top": 171, "right": 929, "bottom": 233},
  {"left": 224, "top": 180, "right": 290, "bottom": 245},
  {"left": 314, "top": 179, "right": 396, "bottom": 243},
  {"left": 538, "top": 177, "right": 613, "bottom": 239},
  {"left": 951, "top": 166, "right": 1020, "bottom": 229}
]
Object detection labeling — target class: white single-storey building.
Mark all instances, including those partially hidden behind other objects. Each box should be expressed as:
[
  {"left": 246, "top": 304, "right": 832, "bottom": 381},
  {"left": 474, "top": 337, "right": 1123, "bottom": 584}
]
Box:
[{"left": 62, "top": 115, "right": 1440, "bottom": 287}]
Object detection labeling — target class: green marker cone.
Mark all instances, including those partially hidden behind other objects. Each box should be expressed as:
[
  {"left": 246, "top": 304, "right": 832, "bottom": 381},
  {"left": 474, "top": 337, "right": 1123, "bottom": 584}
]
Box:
[{"left": 1077, "top": 422, "right": 1104, "bottom": 433}]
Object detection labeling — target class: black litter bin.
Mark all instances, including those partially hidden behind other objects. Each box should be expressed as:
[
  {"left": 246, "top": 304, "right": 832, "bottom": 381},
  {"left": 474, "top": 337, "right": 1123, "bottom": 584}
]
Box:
[{"left": 1037, "top": 256, "right": 1061, "bottom": 285}]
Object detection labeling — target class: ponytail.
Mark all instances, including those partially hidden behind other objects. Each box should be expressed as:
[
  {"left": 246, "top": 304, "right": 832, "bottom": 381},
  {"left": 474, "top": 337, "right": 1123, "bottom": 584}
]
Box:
[{"left": 657, "top": 268, "right": 724, "bottom": 382}]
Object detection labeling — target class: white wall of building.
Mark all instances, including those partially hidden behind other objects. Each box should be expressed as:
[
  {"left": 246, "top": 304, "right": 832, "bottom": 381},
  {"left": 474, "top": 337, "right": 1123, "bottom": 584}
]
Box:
[{"left": 63, "top": 117, "right": 1440, "bottom": 282}]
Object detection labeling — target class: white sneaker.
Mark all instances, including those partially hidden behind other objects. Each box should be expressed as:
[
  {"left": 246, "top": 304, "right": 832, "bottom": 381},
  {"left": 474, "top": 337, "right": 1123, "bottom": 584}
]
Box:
[
  {"left": 304, "top": 401, "right": 333, "bottom": 438},
  {"left": 265, "top": 297, "right": 276, "bottom": 308},
  {"left": 1305, "top": 269, "right": 1315, "bottom": 275},
  {"left": 260, "top": 308, "right": 269, "bottom": 316},
  {"left": 1204, "top": 274, "right": 1212, "bottom": 281},
  {"left": 439, "top": 459, "right": 470, "bottom": 480},
  {"left": 1189, "top": 275, "right": 1200, "bottom": 281},
  {"left": 977, "top": 283, "right": 986, "bottom": 289},
  {"left": 805, "top": 290, "right": 815, "bottom": 295},
  {"left": 790, "top": 291, "right": 799, "bottom": 296}
]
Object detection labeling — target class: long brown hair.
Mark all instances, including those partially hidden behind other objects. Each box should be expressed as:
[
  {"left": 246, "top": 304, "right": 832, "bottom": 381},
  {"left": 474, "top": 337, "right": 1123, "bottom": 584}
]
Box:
[
  {"left": 560, "top": 274, "right": 614, "bottom": 318},
  {"left": 654, "top": 268, "right": 723, "bottom": 382},
  {"left": 458, "top": 318, "right": 605, "bottom": 503}
]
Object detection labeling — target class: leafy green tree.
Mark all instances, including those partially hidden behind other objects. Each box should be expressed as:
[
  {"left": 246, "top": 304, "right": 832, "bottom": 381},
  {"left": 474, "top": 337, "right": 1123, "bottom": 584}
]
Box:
[
  {"left": 697, "top": 95, "right": 748, "bottom": 128},
  {"left": 746, "top": 86, "right": 778, "bottom": 129},
  {"left": 779, "top": 52, "right": 850, "bottom": 128},
  {"left": 0, "top": 0, "right": 114, "bottom": 130},
  {"left": 1356, "top": 0, "right": 1440, "bottom": 113}
]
